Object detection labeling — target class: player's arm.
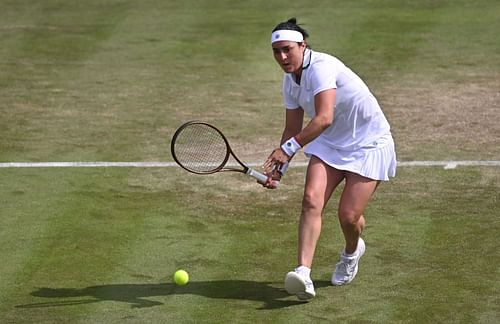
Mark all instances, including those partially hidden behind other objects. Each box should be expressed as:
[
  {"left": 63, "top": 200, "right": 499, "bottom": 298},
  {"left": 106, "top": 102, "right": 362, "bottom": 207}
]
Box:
[
  {"left": 263, "top": 89, "right": 335, "bottom": 174},
  {"left": 262, "top": 88, "right": 335, "bottom": 187},
  {"left": 294, "top": 88, "right": 335, "bottom": 147},
  {"left": 280, "top": 108, "right": 304, "bottom": 146},
  {"left": 261, "top": 108, "right": 303, "bottom": 187}
]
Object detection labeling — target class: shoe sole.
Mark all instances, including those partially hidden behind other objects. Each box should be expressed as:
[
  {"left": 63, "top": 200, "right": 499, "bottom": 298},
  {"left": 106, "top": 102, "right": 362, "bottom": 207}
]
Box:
[
  {"left": 284, "top": 272, "right": 315, "bottom": 300},
  {"left": 332, "top": 238, "right": 366, "bottom": 286}
]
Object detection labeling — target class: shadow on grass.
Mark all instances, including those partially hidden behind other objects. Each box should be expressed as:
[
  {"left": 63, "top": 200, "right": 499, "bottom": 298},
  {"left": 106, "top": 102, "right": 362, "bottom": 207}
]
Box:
[{"left": 16, "top": 280, "right": 332, "bottom": 310}]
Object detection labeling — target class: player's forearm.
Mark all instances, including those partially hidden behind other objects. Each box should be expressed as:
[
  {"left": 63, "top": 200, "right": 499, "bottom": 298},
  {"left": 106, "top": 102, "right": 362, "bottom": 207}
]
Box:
[
  {"left": 295, "top": 114, "right": 332, "bottom": 146},
  {"left": 280, "top": 128, "right": 298, "bottom": 145},
  {"left": 292, "top": 89, "right": 335, "bottom": 146}
]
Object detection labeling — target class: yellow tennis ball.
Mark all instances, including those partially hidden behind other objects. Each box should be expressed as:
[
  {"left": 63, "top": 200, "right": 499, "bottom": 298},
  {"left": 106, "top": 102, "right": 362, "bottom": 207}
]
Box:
[{"left": 173, "top": 269, "right": 189, "bottom": 285}]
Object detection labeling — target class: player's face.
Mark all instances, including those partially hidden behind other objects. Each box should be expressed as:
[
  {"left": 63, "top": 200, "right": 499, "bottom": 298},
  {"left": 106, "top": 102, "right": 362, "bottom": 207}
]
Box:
[{"left": 272, "top": 41, "right": 306, "bottom": 75}]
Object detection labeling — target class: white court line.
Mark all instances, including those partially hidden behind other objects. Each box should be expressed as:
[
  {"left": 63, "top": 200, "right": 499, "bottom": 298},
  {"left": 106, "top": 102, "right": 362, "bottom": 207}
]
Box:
[
  {"left": 0, "top": 162, "right": 175, "bottom": 168},
  {"left": 0, "top": 161, "right": 499, "bottom": 168}
]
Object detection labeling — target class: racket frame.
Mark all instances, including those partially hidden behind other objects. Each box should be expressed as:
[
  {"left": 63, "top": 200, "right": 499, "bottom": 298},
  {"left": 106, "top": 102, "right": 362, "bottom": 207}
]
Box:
[{"left": 171, "top": 121, "right": 269, "bottom": 183}]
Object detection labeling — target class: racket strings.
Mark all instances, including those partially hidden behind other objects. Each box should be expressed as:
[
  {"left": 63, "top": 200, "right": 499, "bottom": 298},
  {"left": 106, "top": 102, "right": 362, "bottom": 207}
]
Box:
[{"left": 173, "top": 124, "right": 228, "bottom": 173}]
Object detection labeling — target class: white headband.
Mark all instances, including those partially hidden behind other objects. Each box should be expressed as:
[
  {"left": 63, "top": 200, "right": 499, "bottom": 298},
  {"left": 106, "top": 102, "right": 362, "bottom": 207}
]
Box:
[{"left": 271, "top": 30, "right": 304, "bottom": 44}]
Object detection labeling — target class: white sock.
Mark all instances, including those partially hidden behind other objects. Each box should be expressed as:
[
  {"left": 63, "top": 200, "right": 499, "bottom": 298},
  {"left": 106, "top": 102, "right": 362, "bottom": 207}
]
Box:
[
  {"left": 296, "top": 265, "right": 311, "bottom": 278},
  {"left": 343, "top": 250, "right": 357, "bottom": 258},
  {"left": 344, "top": 239, "right": 362, "bottom": 258}
]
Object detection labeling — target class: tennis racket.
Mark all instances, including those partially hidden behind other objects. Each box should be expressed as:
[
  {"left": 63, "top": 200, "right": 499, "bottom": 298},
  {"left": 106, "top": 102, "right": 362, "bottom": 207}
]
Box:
[{"left": 171, "top": 121, "right": 269, "bottom": 183}]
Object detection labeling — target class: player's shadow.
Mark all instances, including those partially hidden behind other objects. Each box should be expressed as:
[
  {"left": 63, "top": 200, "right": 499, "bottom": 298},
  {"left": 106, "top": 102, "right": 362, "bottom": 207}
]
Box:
[{"left": 17, "top": 280, "right": 332, "bottom": 310}]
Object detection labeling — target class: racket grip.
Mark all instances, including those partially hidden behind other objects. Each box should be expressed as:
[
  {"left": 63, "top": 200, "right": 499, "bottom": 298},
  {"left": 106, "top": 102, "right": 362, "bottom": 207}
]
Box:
[{"left": 246, "top": 168, "right": 269, "bottom": 183}]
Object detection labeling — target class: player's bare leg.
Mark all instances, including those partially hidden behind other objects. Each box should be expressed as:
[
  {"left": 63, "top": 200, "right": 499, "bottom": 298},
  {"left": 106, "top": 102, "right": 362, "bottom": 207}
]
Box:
[
  {"left": 285, "top": 156, "right": 344, "bottom": 300},
  {"left": 338, "top": 172, "right": 378, "bottom": 253},
  {"left": 333, "top": 172, "right": 379, "bottom": 285},
  {"left": 298, "top": 156, "right": 345, "bottom": 267}
]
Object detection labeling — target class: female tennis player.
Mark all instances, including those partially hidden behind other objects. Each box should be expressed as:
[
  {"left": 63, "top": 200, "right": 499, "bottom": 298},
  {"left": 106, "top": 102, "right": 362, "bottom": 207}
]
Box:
[{"left": 262, "top": 18, "right": 397, "bottom": 300}]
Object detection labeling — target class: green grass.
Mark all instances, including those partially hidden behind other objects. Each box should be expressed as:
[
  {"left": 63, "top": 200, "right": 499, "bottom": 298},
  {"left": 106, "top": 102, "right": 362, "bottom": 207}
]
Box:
[
  {"left": 1, "top": 168, "right": 498, "bottom": 322},
  {"left": 0, "top": 0, "right": 499, "bottom": 323}
]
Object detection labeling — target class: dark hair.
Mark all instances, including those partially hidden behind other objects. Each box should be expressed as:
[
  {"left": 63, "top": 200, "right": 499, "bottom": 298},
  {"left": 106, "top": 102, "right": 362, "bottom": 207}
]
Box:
[{"left": 272, "top": 17, "right": 309, "bottom": 40}]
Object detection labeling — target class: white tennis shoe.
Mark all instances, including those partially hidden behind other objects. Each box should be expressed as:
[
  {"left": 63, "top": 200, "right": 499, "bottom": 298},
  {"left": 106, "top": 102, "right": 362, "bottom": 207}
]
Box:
[
  {"left": 284, "top": 270, "right": 316, "bottom": 300},
  {"left": 332, "top": 237, "right": 366, "bottom": 286}
]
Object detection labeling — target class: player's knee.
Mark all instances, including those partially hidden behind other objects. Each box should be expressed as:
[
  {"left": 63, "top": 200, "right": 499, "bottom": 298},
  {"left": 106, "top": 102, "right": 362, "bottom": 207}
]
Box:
[
  {"left": 301, "top": 191, "right": 323, "bottom": 214},
  {"left": 338, "top": 209, "right": 361, "bottom": 229}
]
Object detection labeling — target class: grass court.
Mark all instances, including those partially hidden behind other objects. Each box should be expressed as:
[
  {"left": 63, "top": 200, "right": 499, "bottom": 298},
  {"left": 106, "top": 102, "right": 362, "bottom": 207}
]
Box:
[{"left": 0, "top": 1, "right": 499, "bottom": 323}]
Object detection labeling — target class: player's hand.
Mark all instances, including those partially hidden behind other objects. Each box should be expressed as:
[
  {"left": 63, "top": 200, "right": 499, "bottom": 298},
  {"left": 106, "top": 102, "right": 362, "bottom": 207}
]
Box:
[
  {"left": 263, "top": 148, "right": 290, "bottom": 174},
  {"left": 257, "top": 167, "right": 281, "bottom": 189}
]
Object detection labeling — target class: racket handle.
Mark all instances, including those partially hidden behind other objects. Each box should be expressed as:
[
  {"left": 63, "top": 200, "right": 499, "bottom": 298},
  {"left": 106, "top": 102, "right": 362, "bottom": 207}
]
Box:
[{"left": 246, "top": 168, "right": 269, "bottom": 183}]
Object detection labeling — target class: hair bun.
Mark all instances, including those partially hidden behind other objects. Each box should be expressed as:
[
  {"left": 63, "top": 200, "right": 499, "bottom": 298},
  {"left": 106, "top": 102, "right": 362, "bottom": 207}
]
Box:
[{"left": 271, "top": 17, "right": 309, "bottom": 40}]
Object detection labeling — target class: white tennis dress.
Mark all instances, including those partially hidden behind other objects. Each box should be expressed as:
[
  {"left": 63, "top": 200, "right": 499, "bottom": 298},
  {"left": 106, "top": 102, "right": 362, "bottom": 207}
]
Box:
[{"left": 282, "top": 48, "right": 396, "bottom": 180}]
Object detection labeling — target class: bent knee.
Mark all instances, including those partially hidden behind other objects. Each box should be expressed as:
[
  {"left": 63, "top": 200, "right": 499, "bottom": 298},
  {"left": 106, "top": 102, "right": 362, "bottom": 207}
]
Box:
[
  {"left": 338, "top": 209, "right": 363, "bottom": 228},
  {"left": 302, "top": 191, "right": 324, "bottom": 214}
]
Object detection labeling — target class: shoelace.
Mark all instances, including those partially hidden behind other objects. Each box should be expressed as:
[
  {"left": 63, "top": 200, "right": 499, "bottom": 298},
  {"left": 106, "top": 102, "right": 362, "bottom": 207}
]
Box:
[{"left": 337, "top": 257, "right": 356, "bottom": 276}]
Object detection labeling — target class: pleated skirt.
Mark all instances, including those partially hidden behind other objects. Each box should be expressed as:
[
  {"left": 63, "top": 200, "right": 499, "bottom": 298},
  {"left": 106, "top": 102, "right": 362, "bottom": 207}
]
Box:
[{"left": 304, "top": 134, "right": 397, "bottom": 181}]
